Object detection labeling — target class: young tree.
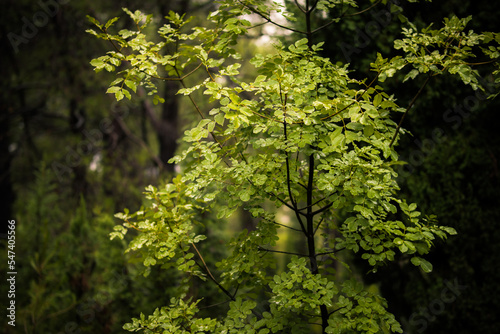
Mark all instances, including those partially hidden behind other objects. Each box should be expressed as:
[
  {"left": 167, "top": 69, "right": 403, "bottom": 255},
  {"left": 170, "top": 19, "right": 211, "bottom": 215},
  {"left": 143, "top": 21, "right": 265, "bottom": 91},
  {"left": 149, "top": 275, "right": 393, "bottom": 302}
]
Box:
[{"left": 88, "top": 0, "right": 499, "bottom": 333}]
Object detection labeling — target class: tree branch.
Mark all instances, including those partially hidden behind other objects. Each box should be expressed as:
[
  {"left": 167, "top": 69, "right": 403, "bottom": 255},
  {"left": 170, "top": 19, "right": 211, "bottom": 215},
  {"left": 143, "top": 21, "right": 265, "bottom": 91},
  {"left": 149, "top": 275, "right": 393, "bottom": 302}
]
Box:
[
  {"left": 310, "top": 202, "right": 333, "bottom": 216},
  {"left": 312, "top": 0, "right": 382, "bottom": 34},
  {"left": 271, "top": 220, "right": 303, "bottom": 232},
  {"left": 298, "top": 195, "right": 328, "bottom": 211},
  {"left": 389, "top": 74, "right": 432, "bottom": 147},
  {"left": 282, "top": 84, "right": 308, "bottom": 233},
  {"left": 316, "top": 247, "right": 345, "bottom": 257},
  {"left": 342, "top": 0, "right": 382, "bottom": 17},
  {"left": 313, "top": 216, "right": 324, "bottom": 235},
  {"left": 237, "top": 0, "right": 307, "bottom": 35},
  {"left": 190, "top": 241, "right": 236, "bottom": 301},
  {"left": 258, "top": 246, "right": 308, "bottom": 257},
  {"left": 294, "top": 0, "right": 307, "bottom": 13}
]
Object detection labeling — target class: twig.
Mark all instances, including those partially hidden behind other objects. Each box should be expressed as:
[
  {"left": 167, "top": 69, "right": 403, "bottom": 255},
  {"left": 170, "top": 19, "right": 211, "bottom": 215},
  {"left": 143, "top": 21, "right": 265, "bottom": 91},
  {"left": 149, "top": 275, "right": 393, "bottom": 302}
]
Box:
[
  {"left": 316, "top": 247, "right": 345, "bottom": 257},
  {"left": 312, "top": 0, "right": 382, "bottom": 34},
  {"left": 258, "top": 246, "right": 308, "bottom": 257},
  {"left": 237, "top": 0, "right": 307, "bottom": 35},
  {"left": 271, "top": 220, "right": 303, "bottom": 232},
  {"left": 389, "top": 74, "right": 432, "bottom": 147},
  {"left": 190, "top": 242, "right": 236, "bottom": 301}
]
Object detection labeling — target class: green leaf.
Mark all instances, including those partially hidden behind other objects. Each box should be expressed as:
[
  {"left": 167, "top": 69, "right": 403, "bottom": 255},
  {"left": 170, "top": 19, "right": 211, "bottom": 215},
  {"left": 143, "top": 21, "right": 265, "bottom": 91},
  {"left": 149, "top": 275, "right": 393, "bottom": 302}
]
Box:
[
  {"left": 106, "top": 86, "right": 121, "bottom": 94},
  {"left": 240, "top": 189, "right": 251, "bottom": 202},
  {"left": 115, "top": 90, "right": 124, "bottom": 101},
  {"left": 442, "top": 226, "right": 458, "bottom": 235},
  {"left": 86, "top": 15, "right": 102, "bottom": 29},
  {"left": 124, "top": 79, "right": 137, "bottom": 93},
  {"left": 330, "top": 127, "right": 344, "bottom": 148},
  {"left": 123, "top": 89, "right": 132, "bottom": 100},
  {"left": 90, "top": 58, "right": 105, "bottom": 68},
  {"left": 215, "top": 113, "right": 225, "bottom": 125},
  {"left": 110, "top": 78, "right": 124, "bottom": 86},
  {"left": 403, "top": 69, "right": 419, "bottom": 82},
  {"left": 411, "top": 257, "right": 433, "bottom": 273},
  {"left": 104, "top": 17, "right": 120, "bottom": 29},
  {"left": 144, "top": 257, "right": 157, "bottom": 266}
]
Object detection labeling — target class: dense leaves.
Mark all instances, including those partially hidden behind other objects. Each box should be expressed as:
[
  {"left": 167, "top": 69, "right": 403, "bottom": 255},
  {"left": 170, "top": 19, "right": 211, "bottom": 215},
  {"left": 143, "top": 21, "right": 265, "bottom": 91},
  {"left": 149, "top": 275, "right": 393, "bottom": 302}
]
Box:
[{"left": 88, "top": 0, "right": 498, "bottom": 333}]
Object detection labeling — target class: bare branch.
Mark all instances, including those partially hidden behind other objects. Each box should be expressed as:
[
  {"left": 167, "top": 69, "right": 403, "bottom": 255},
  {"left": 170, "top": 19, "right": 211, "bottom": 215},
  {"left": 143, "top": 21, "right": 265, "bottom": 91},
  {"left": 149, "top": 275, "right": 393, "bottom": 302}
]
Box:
[
  {"left": 316, "top": 247, "right": 345, "bottom": 257},
  {"left": 294, "top": 0, "right": 307, "bottom": 13},
  {"left": 389, "top": 74, "right": 432, "bottom": 147},
  {"left": 190, "top": 241, "right": 236, "bottom": 301},
  {"left": 310, "top": 202, "right": 333, "bottom": 216},
  {"left": 312, "top": 0, "right": 382, "bottom": 34},
  {"left": 271, "top": 220, "right": 303, "bottom": 232},
  {"left": 237, "top": 0, "right": 307, "bottom": 35},
  {"left": 258, "top": 246, "right": 308, "bottom": 257}
]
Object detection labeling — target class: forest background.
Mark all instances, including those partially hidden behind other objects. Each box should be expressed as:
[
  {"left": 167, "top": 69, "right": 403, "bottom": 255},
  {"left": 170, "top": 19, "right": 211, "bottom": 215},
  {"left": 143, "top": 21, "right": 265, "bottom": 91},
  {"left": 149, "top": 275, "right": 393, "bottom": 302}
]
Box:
[{"left": 1, "top": 0, "right": 499, "bottom": 333}]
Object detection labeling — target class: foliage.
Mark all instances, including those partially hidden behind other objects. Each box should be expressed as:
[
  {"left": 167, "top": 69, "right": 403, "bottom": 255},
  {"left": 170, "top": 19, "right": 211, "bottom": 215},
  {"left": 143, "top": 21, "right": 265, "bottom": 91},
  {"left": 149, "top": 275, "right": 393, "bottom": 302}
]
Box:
[
  {"left": 310, "top": 1, "right": 500, "bottom": 332},
  {"left": 88, "top": 0, "right": 499, "bottom": 333}
]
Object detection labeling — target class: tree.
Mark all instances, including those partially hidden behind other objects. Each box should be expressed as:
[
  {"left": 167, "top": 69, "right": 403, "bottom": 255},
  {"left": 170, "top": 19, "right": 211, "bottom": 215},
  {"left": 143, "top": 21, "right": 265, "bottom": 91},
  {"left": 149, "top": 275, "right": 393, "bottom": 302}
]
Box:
[{"left": 88, "top": 0, "right": 499, "bottom": 333}]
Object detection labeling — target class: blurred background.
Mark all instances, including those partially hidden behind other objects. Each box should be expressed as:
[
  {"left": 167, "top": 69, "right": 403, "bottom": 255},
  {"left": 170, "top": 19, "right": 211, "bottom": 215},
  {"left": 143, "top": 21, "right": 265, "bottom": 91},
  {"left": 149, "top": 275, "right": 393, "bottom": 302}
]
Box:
[{"left": 1, "top": 0, "right": 499, "bottom": 333}]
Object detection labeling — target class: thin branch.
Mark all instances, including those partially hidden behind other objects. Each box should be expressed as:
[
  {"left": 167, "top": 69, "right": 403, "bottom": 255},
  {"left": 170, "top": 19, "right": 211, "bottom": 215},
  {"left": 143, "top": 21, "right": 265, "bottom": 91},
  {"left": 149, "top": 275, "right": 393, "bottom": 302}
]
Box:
[
  {"left": 175, "top": 67, "right": 231, "bottom": 155},
  {"left": 306, "top": 156, "right": 315, "bottom": 221},
  {"left": 311, "top": 0, "right": 382, "bottom": 34},
  {"left": 258, "top": 246, "right": 308, "bottom": 257},
  {"left": 389, "top": 74, "right": 432, "bottom": 147},
  {"left": 190, "top": 242, "right": 236, "bottom": 301},
  {"left": 328, "top": 305, "right": 347, "bottom": 316},
  {"left": 464, "top": 59, "right": 498, "bottom": 66},
  {"left": 294, "top": 0, "right": 307, "bottom": 13},
  {"left": 308, "top": 0, "right": 320, "bottom": 13},
  {"left": 310, "top": 202, "right": 333, "bottom": 216},
  {"left": 292, "top": 195, "right": 308, "bottom": 231},
  {"left": 342, "top": 0, "right": 382, "bottom": 17},
  {"left": 264, "top": 190, "right": 305, "bottom": 213},
  {"left": 313, "top": 216, "right": 324, "bottom": 235},
  {"left": 298, "top": 195, "right": 328, "bottom": 211},
  {"left": 316, "top": 247, "right": 345, "bottom": 257},
  {"left": 137, "top": 62, "right": 203, "bottom": 82},
  {"left": 271, "top": 220, "right": 303, "bottom": 232},
  {"left": 248, "top": 20, "right": 269, "bottom": 30},
  {"left": 198, "top": 299, "right": 232, "bottom": 310},
  {"left": 281, "top": 83, "right": 309, "bottom": 233},
  {"left": 179, "top": 76, "right": 206, "bottom": 120},
  {"left": 237, "top": 0, "right": 307, "bottom": 35},
  {"left": 285, "top": 132, "right": 296, "bottom": 209}
]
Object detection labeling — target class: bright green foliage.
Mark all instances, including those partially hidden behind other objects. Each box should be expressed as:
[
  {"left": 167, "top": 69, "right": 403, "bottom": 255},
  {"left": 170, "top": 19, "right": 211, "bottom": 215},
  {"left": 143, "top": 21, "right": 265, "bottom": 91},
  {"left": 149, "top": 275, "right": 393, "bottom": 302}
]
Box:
[
  {"left": 123, "top": 298, "right": 218, "bottom": 333},
  {"left": 373, "top": 15, "right": 500, "bottom": 89},
  {"left": 88, "top": 0, "right": 498, "bottom": 333}
]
